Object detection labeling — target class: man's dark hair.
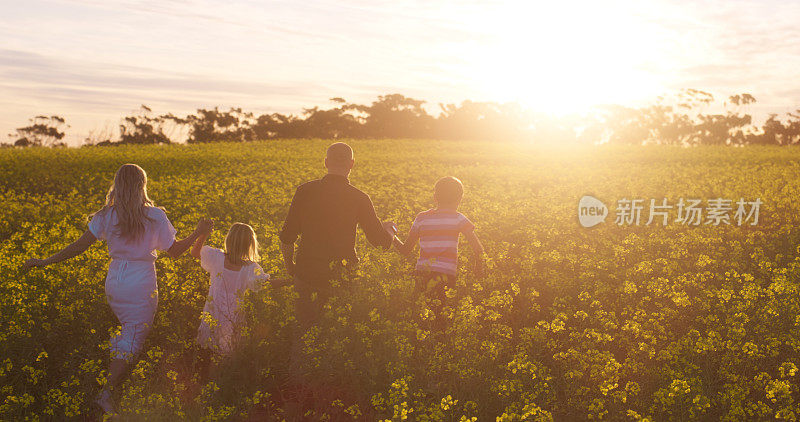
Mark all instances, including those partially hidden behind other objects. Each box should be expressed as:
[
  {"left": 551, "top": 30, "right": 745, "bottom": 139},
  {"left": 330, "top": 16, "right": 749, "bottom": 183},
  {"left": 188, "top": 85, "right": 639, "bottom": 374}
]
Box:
[{"left": 326, "top": 142, "right": 353, "bottom": 166}]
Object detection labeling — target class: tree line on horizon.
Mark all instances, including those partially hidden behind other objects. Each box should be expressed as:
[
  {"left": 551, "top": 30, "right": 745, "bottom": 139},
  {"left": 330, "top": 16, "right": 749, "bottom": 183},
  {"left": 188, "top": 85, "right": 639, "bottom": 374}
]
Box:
[{"left": 5, "top": 90, "right": 800, "bottom": 147}]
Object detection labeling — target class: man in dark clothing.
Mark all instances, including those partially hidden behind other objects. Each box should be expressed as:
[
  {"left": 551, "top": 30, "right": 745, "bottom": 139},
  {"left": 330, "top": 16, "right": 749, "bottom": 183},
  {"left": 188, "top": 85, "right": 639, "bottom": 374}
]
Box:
[
  {"left": 280, "top": 142, "right": 397, "bottom": 327},
  {"left": 279, "top": 173, "right": 392, "bottom": 283},
  {"left": 278, "top": 143, "right": 397, "bottom": 410}
]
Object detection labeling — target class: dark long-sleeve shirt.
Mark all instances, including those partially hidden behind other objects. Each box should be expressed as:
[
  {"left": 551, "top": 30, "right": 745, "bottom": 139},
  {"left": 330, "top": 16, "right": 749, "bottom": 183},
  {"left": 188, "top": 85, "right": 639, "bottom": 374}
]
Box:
[{"left": 279, "top": 174, "right": 393, "bottom": 284}]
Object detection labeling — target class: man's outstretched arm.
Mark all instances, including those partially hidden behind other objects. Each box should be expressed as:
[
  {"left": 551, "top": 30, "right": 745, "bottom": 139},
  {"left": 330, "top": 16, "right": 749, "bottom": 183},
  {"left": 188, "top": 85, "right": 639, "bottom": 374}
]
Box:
[
  {"left": 393, "top": 228, "right": 419, "bottom": 257},
  {"left": 357, "top": 194, "right": 394, "bottom": 249}
]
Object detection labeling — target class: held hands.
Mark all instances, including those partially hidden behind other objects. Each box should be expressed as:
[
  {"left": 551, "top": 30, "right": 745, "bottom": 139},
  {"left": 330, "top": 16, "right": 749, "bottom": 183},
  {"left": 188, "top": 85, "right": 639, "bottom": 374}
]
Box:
[
  {"left": 196, "top": 218, "right": 214, "bottom": 235},
  {"left": 269, "top": 277, "right": 295, "bottom": 289},
  {"left": 382, "top": 221, "right": 400, "bottom": 253},
  {"left": 382, "top": 221, "right": 398, "bottom": 237}
]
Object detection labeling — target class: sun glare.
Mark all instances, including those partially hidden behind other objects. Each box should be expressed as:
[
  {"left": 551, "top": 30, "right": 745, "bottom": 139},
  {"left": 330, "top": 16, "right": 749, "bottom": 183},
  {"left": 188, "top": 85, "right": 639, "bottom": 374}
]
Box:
[{"left": 466, "top": 0, "right": 668, "bottom": 114}]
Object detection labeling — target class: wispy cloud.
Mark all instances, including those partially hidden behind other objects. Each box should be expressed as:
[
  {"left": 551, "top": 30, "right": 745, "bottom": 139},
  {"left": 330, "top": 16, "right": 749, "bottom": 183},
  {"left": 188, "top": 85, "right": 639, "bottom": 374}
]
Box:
[
  {"left": 1, "top": 0, "right": 799, "bottom": 144},
  {"left": 0, "top": 48, "right": 332, "bottom": 142},
  {"left": 0, "top": 49, "right": 326, "bottom": 99}
]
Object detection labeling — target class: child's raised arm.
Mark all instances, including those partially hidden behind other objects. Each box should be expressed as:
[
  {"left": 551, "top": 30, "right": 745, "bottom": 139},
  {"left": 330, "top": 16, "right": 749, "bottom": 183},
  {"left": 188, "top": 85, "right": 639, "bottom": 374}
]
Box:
[
  {"left": 463, "top": 230, "right": 486, "bottom": 276},
  {"left": 251, "top": 273, "right": 292, "bottom": 292},
  {"left": 189, "top": 220, "right": 214, "bottom": 259},
  {"left": 23, "top": 230, "right": 98, "bottom": 270},
  {"left": 171, "top": 218, "right": 211, "bottom": 259}
]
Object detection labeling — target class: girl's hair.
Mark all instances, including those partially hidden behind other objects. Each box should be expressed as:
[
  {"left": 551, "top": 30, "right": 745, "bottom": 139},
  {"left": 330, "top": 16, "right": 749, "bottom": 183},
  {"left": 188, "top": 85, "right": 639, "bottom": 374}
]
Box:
[
  {"left": 225, "top": 223, "right": 259, "bottom": 263},
  {"left": 102, "top": 164, "right": 155, "bottom": 240}
]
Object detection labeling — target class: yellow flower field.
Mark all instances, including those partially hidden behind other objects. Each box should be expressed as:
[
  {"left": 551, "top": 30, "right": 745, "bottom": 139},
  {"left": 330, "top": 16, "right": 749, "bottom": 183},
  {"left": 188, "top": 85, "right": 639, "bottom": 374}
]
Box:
[{"left": 2, "top": 139, "right": 800, "bottom": 420}]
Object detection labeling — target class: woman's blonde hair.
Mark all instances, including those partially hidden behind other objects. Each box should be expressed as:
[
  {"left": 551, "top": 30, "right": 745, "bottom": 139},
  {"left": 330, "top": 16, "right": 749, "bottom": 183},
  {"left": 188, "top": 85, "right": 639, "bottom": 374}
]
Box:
[
  {"left": 102, "top": 163, "right": 155, "bottom": 240},
  {"left": 225, "top": 223, "right": 259, "bottom": 263}
]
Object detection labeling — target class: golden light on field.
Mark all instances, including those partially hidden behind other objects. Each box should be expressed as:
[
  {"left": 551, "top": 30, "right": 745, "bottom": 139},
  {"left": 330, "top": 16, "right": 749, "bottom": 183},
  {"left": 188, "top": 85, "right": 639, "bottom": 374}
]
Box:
[{"left": 464, "top": 0, "right": 669, "bottom": 114}]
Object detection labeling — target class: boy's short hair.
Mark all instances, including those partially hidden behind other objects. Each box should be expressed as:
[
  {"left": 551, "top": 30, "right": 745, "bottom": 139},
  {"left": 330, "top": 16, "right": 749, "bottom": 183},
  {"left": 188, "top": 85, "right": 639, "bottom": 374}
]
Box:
[{"left": 434, "top": 176, "right": 464, "bottom": 207}]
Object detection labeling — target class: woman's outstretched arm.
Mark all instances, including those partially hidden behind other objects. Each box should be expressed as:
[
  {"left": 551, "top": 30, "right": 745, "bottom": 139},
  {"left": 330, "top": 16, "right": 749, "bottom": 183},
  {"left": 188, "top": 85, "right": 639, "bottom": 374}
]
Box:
[
  {"left": 167, "top": 219, "right": 213, "bottom": 259},
  {"left": 23, "top": 229, "right": 97, "bottom": 269},
  {"left": 190, "top": 220, "right": 214, "bottom": 259}
]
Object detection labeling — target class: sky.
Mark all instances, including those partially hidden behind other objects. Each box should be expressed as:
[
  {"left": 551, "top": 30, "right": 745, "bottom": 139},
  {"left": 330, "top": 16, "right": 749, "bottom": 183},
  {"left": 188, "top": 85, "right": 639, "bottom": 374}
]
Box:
[{"left": 1, "top": 0, "right": 799, "bottom": 145}]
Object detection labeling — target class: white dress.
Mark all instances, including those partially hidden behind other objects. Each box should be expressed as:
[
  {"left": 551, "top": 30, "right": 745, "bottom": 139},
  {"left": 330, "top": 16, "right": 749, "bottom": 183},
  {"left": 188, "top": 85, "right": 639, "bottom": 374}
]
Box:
[
  {"left": 88, "top": 206, "right": 176, "bottom": 361},
  {"left": 196, "top": 246, "right": 269, "bottom": 355}
]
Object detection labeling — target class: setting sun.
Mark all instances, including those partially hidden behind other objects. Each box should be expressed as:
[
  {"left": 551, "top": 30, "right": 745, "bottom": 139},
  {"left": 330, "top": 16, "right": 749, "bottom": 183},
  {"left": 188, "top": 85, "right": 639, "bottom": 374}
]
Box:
[{"left": 467, "top": 1, "right": 669, "bottom": 113}]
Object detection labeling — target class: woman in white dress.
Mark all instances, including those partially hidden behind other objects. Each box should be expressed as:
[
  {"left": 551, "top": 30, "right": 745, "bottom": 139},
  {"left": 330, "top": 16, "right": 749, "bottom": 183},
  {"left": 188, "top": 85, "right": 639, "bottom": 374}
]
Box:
[{"left": 23, "top": 163, "right": 211, "bottom": 415}]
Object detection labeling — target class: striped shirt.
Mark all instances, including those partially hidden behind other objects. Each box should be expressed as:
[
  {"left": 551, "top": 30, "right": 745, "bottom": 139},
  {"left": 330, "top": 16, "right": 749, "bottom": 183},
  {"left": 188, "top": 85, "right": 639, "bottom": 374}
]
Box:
[{"left": 410, "top": 208, "right": 475, "bottom": 276}]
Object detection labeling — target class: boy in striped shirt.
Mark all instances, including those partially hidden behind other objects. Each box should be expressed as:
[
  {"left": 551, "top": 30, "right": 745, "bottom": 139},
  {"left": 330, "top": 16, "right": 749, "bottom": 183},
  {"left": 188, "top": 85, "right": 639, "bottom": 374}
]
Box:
[{"left": 393, "top": 176, "right": 485, "bottom": 305}]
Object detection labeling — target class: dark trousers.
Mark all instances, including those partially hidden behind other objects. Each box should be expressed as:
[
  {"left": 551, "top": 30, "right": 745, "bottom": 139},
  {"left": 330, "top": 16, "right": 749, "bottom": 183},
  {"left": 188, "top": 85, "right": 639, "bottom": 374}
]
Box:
[
  {"left": 287, "top": 275, "right": 334, "bottom": 384},
  {"left": 293, "top": 277, "right": 333, "bottom": 331}
]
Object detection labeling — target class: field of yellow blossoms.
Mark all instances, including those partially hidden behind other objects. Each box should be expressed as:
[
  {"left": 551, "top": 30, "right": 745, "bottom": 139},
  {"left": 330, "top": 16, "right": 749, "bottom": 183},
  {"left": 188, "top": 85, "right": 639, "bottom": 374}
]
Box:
[{"left": 2, "top": 139, "right": 800, "bottom": 420}]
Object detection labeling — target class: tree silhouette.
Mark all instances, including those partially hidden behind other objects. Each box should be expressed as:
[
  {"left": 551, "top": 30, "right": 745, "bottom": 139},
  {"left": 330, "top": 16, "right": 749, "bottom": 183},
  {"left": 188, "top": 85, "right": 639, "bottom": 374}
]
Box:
[
  {"left": 349, "top": 94, "right": 435, "bottom": 138},
  {"left": 186, "top": 108, "right": 254, "bottom": 143},
  {"left": 11, "top": 115, "right": 68, "bottom": 147},
  {"left": 756, "top": 111, "right": 800, "bottom": 145},
  {"left": 119, "top": 105, "right": 185, "bottom": 144},
  {"left": 10, "top": 91, "right": 798, "bottom": 148}
]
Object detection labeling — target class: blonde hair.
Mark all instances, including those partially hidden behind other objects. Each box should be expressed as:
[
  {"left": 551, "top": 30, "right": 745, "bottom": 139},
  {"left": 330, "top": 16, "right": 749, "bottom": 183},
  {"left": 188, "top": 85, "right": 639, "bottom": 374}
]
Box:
[
  {"left": 225, "top": 223, "right": 259, "bottom": 264},
  {"left": 101, "top": 163, "right": 155, "bottom": 240}
]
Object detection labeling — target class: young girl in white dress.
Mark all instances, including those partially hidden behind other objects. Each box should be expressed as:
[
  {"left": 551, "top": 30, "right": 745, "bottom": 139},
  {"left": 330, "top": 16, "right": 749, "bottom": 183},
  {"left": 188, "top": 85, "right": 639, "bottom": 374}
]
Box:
[
  {"left": 24, "top": 163, "right": 211, "bottom": 415},
  {"left": 191, "top": 223, "right": 289, "bottom": 356}
]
